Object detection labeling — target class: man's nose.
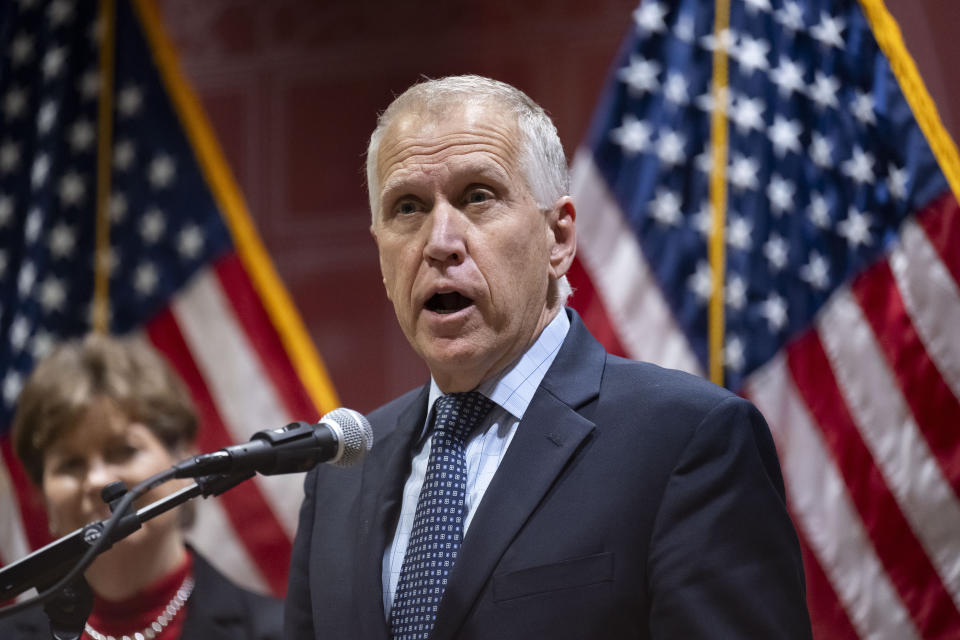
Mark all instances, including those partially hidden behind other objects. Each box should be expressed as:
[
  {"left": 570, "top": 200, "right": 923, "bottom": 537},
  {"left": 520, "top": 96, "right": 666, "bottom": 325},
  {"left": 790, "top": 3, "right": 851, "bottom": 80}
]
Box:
[{"left": 423, "top": 202, "right": 467, "bottom": 265}]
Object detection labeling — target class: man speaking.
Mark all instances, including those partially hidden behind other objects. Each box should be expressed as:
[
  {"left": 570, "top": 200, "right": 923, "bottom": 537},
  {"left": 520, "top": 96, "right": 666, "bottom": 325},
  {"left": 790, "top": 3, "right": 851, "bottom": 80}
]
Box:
[{"left": 284, "top": 75, "right": 812, "bottom": 639}]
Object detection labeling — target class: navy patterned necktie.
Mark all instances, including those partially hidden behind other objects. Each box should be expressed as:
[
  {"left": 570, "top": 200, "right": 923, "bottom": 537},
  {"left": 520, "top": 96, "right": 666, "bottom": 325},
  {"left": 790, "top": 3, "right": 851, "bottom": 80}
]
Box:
[{"left": 390, "top": 391, "right": 495, "bottom": 640}]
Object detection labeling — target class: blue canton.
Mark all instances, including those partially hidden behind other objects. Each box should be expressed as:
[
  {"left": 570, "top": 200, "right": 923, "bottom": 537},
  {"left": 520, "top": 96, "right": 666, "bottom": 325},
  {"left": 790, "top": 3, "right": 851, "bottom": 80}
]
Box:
[
  {"left": 589, "top": 0, "right": 950, "bottom": 389},
  {"left": 0, "top": 1, "right": 232, "bottom": 426}
]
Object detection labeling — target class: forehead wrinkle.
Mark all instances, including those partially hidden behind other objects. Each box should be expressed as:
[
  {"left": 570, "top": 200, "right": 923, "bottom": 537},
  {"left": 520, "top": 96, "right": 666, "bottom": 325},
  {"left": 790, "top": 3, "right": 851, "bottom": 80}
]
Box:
[
  {"left": 377, "top": 107, "right": 522, "bottom": 181},
  {"left": 380, "top": 128, "right": 518, "bottom": 172},
  {"left": 381, "top": 149, "right": 512, "bottom": 193}
]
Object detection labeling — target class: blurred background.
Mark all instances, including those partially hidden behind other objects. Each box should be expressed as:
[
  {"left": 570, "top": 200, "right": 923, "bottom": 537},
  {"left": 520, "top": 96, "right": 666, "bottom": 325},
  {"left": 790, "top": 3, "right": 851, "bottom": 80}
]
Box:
[
  {"left": 2, "top": 2, "right": 958, "bottom": 637},
  {"left": 154, "top": 0, "right": 960, "bottom": 413}
]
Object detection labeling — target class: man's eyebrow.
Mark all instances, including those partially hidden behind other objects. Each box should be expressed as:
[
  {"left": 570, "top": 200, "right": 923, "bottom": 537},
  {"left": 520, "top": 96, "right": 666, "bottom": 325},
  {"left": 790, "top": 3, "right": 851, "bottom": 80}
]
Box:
[
  {"left": 442, "top": 158, "right": 514, "bottom": 187},
  {"left": 463, "top": 161, "right": 511, "bottom": 181},
  {"left": 379, "top": 177, "right": 417, "bottom": 201}
]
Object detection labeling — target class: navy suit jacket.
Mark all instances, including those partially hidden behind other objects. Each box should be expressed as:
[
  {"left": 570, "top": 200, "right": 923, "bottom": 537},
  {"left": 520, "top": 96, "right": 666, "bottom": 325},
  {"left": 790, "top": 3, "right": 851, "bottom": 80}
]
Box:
[{"left": 285, "top": 310, "right": 811, "bottom": 639}]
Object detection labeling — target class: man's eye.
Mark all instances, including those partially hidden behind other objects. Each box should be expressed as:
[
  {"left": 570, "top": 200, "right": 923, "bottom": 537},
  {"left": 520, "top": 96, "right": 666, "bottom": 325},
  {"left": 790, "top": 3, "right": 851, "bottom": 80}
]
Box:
[
  {"left": 466, "top": 190, "right": 492, "bottom": 204},
  {"left": 395, "top": 200, "right": 420, "bottom": 215}
]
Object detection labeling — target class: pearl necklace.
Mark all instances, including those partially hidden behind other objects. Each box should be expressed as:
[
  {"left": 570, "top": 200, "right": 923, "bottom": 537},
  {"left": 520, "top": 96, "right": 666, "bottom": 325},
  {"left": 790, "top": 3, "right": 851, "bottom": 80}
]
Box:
[{"left": 83, "top": 575, "right": 194, "bottom": 640}]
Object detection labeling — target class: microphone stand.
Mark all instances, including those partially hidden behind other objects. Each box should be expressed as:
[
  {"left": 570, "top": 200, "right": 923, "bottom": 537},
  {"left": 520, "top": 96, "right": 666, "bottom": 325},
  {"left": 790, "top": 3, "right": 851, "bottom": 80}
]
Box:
[{"left": 0, "top": 471, "right": 255, "bottom": 639}]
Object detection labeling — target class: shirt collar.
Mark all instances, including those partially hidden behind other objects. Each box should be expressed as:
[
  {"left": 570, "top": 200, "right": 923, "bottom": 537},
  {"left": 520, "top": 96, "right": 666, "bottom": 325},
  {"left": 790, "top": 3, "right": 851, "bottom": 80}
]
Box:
[{"left": 427, "top": 308, "right": 571, "bottom": 421}]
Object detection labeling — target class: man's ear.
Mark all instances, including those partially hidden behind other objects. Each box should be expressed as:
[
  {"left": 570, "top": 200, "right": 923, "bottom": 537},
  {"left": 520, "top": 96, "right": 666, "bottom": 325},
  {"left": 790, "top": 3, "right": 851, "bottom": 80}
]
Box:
[{"left": 547, "top": 196, "right": 577, "bottom": 279}]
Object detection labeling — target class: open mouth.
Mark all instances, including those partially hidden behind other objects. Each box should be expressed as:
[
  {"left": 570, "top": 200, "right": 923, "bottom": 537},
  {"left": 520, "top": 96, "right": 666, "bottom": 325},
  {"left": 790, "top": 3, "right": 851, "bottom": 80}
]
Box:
[{"left": 424, "top": 291, "right": 474, "bottom": 314}]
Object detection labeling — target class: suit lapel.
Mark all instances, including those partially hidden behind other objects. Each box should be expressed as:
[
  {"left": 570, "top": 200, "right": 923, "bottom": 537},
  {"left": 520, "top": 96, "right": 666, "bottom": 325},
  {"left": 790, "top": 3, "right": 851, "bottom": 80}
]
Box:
[
  {"left": 431, "top": 311, "right": 606, "bottom": 640},
  {"left": 354, "top": 386, "right": 429, "bottom": 640}
]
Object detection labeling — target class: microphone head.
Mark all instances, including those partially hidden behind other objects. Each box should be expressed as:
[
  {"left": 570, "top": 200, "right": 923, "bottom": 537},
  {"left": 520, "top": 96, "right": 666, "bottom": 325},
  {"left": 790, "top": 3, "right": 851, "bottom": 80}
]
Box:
[{"left": 321, "top": 408, "right": 374, "bottom": 467}]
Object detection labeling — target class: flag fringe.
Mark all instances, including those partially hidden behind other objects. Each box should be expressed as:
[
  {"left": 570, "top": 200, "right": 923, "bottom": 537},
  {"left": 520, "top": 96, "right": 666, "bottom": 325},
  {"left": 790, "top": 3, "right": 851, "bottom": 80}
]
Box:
[{"left": 858, "top": 0, "right": 960, "bottom": 203}]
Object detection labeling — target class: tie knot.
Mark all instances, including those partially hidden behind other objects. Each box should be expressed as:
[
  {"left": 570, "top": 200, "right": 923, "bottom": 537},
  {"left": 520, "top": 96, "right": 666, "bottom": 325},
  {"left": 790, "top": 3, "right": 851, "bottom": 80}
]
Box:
[{"left": 432, "top": 392, "right": 495, "bottom": 443}]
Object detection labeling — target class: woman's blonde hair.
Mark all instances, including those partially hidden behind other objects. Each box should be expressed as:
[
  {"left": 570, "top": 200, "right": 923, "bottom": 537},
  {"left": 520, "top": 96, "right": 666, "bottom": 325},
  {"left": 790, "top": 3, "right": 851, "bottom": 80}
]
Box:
[{"left": 12, "top": 333, "right": 198, "bottom": 486}]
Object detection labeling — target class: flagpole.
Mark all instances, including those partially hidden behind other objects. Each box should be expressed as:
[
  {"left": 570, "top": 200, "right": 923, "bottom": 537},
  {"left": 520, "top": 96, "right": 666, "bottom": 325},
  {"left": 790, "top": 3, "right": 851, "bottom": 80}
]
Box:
[
  {"left": 708, "top": 0, "right": 731, "bottom": 386},
  {"left": 93, "top": 0, "right": 117, "bottom": 334}
]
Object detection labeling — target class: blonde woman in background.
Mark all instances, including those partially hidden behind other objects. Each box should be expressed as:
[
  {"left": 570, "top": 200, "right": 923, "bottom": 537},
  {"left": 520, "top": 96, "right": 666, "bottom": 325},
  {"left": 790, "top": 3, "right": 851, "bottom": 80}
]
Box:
[{"left": 0, "top": 334, "right": 282, "bottom": 640}]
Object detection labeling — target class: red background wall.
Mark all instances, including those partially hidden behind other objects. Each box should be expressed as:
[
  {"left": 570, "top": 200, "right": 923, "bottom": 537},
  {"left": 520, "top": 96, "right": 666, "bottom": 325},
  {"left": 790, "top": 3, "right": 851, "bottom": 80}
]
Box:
[{"left": 155, "top": 0, "right": 960, "bottom": 415}]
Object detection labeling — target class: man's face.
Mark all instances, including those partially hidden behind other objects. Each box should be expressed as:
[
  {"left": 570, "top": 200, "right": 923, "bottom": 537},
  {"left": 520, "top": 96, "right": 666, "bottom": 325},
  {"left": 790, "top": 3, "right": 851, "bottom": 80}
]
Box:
[{"left": 371, "top": 101, "right": 574, "bottom": 392}]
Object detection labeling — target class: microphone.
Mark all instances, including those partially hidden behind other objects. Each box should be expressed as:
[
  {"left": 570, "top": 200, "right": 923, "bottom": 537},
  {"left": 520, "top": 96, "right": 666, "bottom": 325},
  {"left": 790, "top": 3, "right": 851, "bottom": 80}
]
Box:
[{"left": 173, "top": 408, "right": 373, "bottom": 477}]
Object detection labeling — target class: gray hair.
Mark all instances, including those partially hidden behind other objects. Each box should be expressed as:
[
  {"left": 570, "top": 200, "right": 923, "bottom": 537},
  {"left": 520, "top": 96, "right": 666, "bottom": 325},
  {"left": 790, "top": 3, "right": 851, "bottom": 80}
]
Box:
[
  {"left": 366, "top": 75, "right": 573, "bottom": 303},
  {"left": 366, "top": 75, "right": 569, "bottom": 220}
]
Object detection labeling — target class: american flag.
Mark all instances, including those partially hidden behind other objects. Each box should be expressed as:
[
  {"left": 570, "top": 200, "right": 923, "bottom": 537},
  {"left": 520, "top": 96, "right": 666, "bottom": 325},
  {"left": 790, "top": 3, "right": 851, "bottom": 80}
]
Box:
[
  {"left": 566, "top": 0, "right": 960, "bottom": 637},
  {"left": 0, "top": 0, "right": 339, "bottom": 597}
]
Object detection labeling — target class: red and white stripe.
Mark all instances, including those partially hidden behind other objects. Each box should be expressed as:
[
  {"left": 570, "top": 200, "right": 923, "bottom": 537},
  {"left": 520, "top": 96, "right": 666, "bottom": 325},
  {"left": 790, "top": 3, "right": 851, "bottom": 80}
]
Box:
[
  {"left": 746, "top": 353, "right": 919, "bottom": 640},
  {"left": 571, "top": 152, "right": 703, "bottom": 375},
  {"left": 0, "top": 453, "right": 30, "bottom": 575},
  {"left": 572, "top": 142, "right": 960, "bottom": 638},
  {"left": 146, "top": 253, "right": 318, "bottom": 597},
  {"left": 170, "top": 267, "right": 304, "bottom": 538},
  {"left": 819, "top": 290, "right": 960, "bottom": 600},
  {"left": 1, "top": 429, "right": 57, "bottom": 576},
  {"left": 892, "top": 218, "right": 960, "bottom": 414}
]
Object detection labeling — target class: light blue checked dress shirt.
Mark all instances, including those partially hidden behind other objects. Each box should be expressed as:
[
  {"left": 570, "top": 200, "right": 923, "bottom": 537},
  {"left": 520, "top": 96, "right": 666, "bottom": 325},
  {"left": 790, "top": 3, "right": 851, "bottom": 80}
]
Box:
[{"left": 382, "top": 309, "right": 571, "bottom": 616}]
